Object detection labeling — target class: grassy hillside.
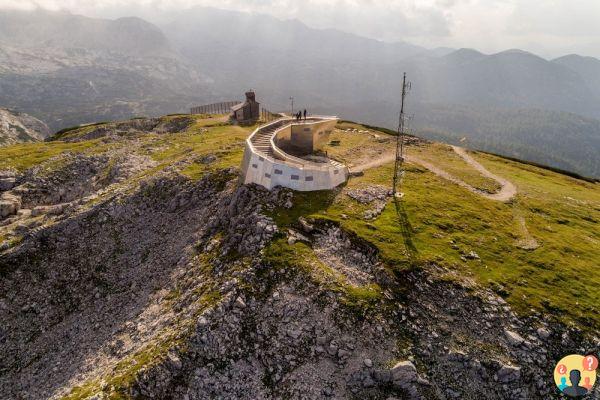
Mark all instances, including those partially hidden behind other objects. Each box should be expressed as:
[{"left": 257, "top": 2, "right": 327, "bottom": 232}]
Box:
[
  {"left": 1, "top": 115, "right": 598, "bottom": 399},
  {"left": 2, "top": 116, "right": 597, "bottom": 329},
  {"left": 275, "top": 123, "right": 600, "bottom": 329}
]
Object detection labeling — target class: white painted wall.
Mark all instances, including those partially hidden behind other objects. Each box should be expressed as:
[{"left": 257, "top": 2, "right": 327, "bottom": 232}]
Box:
[{"left": 240, "top": 117, "right": 348, "bottom": 191}]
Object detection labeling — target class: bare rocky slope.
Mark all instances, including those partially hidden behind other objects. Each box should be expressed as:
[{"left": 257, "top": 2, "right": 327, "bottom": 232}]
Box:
[
  {"left": 0, "top": 108, "right": 50, "bottom": 145},
  {"left": 0, "top": 115, "right": 598, "bottom": 399}
]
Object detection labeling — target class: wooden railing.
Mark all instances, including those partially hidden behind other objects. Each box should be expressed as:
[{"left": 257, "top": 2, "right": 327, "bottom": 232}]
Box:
[
  {"left": 190, "top": 101, "right": 238, "bottom": 115},
  {"left": 191, "top": 101, "right": 281, "bottom": 123}
]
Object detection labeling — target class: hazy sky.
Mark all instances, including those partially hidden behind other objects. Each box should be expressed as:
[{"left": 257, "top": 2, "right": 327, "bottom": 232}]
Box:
[{"left": 1, "top": 0, "right": 600, "bottom": 58}]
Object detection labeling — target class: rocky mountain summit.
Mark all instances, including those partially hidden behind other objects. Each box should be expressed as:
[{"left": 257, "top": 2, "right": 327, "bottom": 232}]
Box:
[
  {"left": 0, "top": 10, "right": 210, "bottom": 131},
  {"left": 0, "top": 108, "right": 50, "bottom": 145},
  {"left": 0, "top": 115, "right": 598, "bottom": 399}
]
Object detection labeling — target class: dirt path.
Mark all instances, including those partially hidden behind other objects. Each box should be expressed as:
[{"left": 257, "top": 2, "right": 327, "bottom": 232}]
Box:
[
  {"left": 514, "top": 214, "right": 540, "bottom": 250},
  {"left": 349, "top": 146, "right": 517, "bottom": 202},
  {"left": 350, "top": 153, "right": 396, "bottom": 173},
  {"left": 451, "top": 146, "right": 517, "bottom": 202}
]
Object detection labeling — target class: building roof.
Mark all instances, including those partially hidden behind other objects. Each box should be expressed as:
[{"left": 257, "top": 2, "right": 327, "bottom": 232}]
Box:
[{"left": 231, "top": 102, "right": 245, "bottom": 112}]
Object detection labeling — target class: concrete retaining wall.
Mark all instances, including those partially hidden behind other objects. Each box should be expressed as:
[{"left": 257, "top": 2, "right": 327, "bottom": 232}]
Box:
[{"left": 240, "top": 117, "right": 348, "bottom": 191}]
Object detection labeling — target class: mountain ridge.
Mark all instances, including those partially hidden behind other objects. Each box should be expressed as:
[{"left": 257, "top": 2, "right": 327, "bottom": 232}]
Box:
[
  {"left": 0, "top": 9, "right": 211, "bottom": 131},
  {"left": 0, "top": 114, "right": 598, "bottom": 399},
  {"left": 0, "top": 9, "right": 174, "bottom": 57},
  {"left": 0, "top": 7, "right": 598, "bottom": 178},
  {"left": 0, "top": 107, "right": 50, "bottom": 145}
]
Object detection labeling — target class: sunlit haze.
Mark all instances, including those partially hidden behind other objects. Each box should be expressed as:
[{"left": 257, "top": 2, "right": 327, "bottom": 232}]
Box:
[{"left": 1, "top": 0, "right": 600, "bottom": 58}]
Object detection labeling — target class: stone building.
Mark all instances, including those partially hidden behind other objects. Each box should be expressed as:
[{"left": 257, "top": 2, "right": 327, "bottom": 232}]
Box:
[{"left": 231, "top": 91, "right": 260, "bottom": 122}]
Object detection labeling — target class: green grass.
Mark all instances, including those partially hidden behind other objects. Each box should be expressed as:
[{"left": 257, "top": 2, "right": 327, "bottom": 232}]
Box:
[
  {"left": 3, "top": 116, "right": 598, "bottom": 333},
  {"left": 50, "top": 122, "right": 110, "bottom": 141},
  {"left": 267, "top": 124, "right": 600, "bottom": 330},
  {"left": 142, "top": 123, "right": 251, "bottom": 180},
  {"left": 408, "top": 143, "right": 502, "bottom": 193},
  {"left": 0, "top": 115, "right": 251, "bottom": 184},
  {"left": 61, "top": 380, "right": 101, "bottom": 400},
  {"left": 0, "top": 139, "right": 104, "bottom": 171},
  {"left": 61, "top": 336, "right": 175, "bottom": 400},
  {"left": 324, "top": 122, "right": 390, "bottom": 166},
  {"left": 466, "top": 151, "right": 600, "bottom": 324}
]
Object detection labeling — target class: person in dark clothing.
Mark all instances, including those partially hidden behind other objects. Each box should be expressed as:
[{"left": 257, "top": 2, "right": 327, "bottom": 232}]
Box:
[{"left": 303, "top": 109, "right": 307, "bottom": 120}]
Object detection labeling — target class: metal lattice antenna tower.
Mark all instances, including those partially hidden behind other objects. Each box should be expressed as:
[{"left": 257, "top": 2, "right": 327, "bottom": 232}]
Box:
[{"left": 393, "top": 73, "right": 411, "bottom": 198}]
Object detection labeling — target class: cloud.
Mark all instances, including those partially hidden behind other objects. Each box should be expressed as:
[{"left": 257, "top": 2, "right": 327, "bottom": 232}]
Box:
[{"left": 0, "top": 0, "right": 599, "bottom": 58}]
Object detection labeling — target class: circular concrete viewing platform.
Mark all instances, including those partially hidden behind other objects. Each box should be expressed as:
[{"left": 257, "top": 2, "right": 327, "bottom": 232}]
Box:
[{"left": 240, "top": 116, "right": 349, "bottom": 191}]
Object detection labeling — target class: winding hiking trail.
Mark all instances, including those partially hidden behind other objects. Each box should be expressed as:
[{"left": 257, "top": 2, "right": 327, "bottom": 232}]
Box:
[
  {"left": 450, "top": 146, "right": 517, "bottom": 202},
  {"left": 350, "top": 145, "right": 517, "bottom": 202}
]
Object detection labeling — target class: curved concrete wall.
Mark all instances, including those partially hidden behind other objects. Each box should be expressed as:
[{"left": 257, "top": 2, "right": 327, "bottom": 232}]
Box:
[
  {"left": 240, "top": 117, "right": 348, "bottom": 191},
  {"left": 275, "top": 119, "right": 337, "bottom": 155}
]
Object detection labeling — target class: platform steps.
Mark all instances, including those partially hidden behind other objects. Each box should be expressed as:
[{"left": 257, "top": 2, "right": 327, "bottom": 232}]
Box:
[
  {"left": 250, "top": 120, "right": 290, "bottom": 159},
  {"left": 329, "top": 159, "right": 345, "bottom": 169},
  {"left": 251, "top": 119, "right": 346, "bottom": 170}
]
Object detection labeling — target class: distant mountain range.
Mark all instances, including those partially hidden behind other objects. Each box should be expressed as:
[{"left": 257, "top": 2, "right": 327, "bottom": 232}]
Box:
[
  {"left": 162, "top": 8, "right": 600, "bottom": 120},
  {"left": 0, "top": 9, "right": 213, "bottom": 131},
  {"left": 553, "top": 54, "right": 600, "bottom": 100},
  {"left": 160, "top": 7, "right": 600, "bottom": 177},
  {"left": 0, "top": 7, "right": 598, "bottom": 177}
]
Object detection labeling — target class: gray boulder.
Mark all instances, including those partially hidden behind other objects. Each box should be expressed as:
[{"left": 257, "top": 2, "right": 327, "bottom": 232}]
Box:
[
  {"left": 391, "top": 360, "right": 418, "bottom": 384},
  {"left": 504, "top": 330, "right": 525, "bottom": 346},
  {"left": 0, "top": 193, "right": 21, "bottom": 218},
  {"left": 0, "top": 177, "right": 16, "bottom": 191},
  {"left": 536, "top": 327, "right": 551, "bottom": 340},
  {"left": 388, "top": 361, "right": 424, "bottom": 399},
  {"left": 497, "top": 364, "right": 521, "bottom": 383}
]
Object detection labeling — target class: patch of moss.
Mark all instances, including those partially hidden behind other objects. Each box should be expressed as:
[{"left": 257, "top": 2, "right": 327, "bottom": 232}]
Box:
[
  {"left": 340, "top": 283, "right": 383, "bottom": 310},
  {"left": 50, "top": 122, "right": 109, "bottom": 141},
  {"left": 61, "top": 380, "right": 101, "bottom": 400},
  {"left": 0, "top": 139, "right": 103, "bottom": 171},
  {"left": 63, "top": 286, "right": 222, "bottom": 400},
  {"left": 104, "top": 337, "right": 174, "bottom": 398},
  {"left": 262, "top": 237, "right": 384, "bottom": 317}
]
